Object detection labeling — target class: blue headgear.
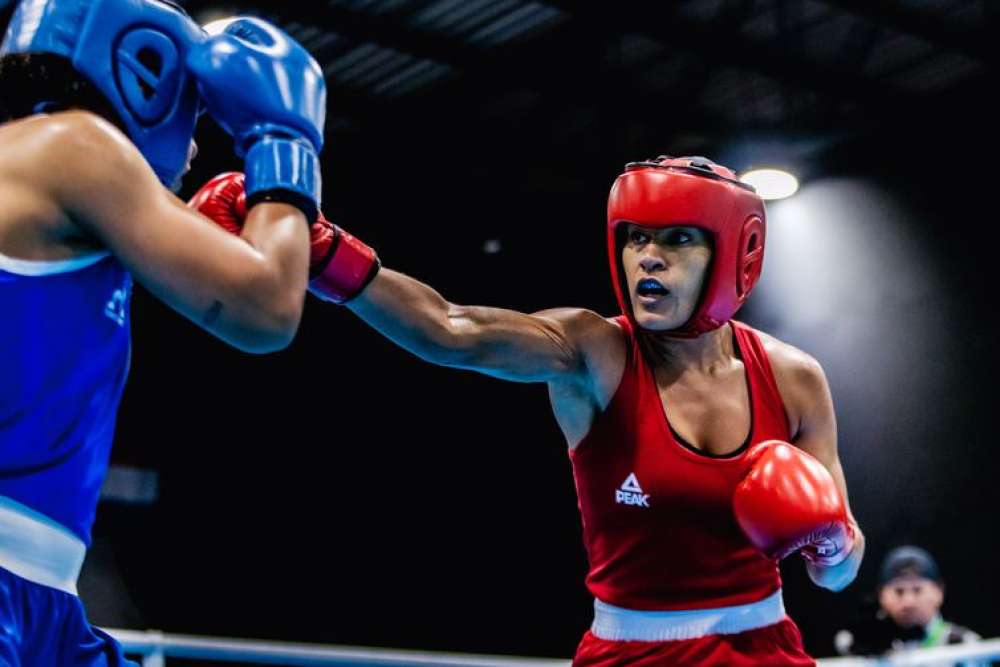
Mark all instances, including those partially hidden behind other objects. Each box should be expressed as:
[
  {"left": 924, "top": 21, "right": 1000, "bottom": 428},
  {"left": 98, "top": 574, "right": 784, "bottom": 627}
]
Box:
[{"left": 1, "top": 0, "right": 206, "bottom": 186}]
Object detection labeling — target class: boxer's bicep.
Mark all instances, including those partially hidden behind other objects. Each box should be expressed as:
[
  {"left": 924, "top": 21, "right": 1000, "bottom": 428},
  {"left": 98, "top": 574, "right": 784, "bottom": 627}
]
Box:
[
  {"left": 766, "top": 335, "right": 859, "bottom": 513},
  {"left": 789, "top": 357, "right": 860, "bottom": 523},
  {"left": 442, "top": 306, "right": 602, "bottom": 383},
  {"left": 790, "top": 357, "right": 838, "bottom": 468},
  {"left": 764, "top": 336, "right": 837, "bottom": 467}
]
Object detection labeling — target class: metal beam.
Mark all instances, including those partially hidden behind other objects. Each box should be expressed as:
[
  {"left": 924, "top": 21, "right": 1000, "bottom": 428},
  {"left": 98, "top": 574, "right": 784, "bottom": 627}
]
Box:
[
  {"left": 541, "top": 1, "right": 912, "bottom": 107},
  {"left": 818, "top": 0, "right": 992, "bottom": 62}
]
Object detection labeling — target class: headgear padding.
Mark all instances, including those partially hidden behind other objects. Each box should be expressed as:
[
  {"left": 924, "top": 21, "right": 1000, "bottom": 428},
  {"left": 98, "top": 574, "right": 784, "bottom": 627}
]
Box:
[
  {"left": 607, "top": 156, "right": 766, "bottom": 336},
  {"left": 2, "top": 0, "right": 206, "bottom": 186}
]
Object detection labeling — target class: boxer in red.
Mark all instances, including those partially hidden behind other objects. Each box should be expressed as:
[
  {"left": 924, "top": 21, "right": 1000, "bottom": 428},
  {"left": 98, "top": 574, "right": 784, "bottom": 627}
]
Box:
[{"left": 200, "top": 157, "right": 864, "bottom": 666}]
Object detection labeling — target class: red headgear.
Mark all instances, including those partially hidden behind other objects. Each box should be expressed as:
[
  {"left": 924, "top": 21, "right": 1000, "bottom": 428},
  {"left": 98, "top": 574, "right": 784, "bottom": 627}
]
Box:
[{"left": 606, "top": 156, "right": 766, "bottom": 337}]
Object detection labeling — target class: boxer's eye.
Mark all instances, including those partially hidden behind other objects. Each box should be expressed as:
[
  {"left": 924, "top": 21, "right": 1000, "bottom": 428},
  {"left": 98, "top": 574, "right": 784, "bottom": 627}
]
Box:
[
  {"left": 628, "top": 230, "right": 649, "bottom": 245},
  {"left": 666, "top": 230, "right": 692, "bottom": 245}
]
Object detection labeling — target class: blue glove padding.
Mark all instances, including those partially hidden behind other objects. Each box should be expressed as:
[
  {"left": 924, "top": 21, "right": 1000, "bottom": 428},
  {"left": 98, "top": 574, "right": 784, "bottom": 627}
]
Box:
[{"left": 188, "top": 17, "right": 326, "bottom": 221}]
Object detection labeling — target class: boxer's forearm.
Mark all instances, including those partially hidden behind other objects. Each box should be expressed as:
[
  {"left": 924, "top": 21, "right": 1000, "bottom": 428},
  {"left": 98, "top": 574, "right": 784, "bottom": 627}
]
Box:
[
  {"left": 63, "top": 132, "right": 308, "bottom": 355},
  {"left": 348, "top": 268, "right": 586, "bottom": 382},
  {"left": 347, "top": 268, "right": 470, "bottom": 364},
  {"left": 153, "top": 201, "right": 309, "bottom": 354}
]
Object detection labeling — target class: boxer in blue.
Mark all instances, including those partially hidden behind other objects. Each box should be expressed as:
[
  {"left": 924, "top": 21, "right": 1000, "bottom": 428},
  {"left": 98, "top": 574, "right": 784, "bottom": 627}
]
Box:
[{"left": 0, "top": 1, "right": 326, "bottom": 664}]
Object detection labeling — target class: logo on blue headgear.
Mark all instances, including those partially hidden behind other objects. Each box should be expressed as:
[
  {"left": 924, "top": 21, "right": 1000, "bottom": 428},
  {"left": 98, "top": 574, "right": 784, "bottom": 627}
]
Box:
[{"left": 1, "top": 0, "right": 207, "bottom": 186}]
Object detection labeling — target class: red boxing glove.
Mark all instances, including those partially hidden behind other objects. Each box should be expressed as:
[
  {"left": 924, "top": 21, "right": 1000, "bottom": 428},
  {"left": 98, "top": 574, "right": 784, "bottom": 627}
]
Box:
[
  {"left": 733, "top": 440, "right": 855, "bottom": 567},
  {"left": 309, "top": 212, "right": 380, "bottom": 304},
  {"left": 190, "top": 171, "right": 378, "bottom": 303},
  {"left": 188, "top": 172, "right": 248, "bottom": 236}
]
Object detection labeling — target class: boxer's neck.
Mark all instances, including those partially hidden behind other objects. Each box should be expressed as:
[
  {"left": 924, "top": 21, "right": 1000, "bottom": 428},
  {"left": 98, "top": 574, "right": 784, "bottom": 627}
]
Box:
[{"left": 639, "top": 323, "right": 734, "bottom": 374}]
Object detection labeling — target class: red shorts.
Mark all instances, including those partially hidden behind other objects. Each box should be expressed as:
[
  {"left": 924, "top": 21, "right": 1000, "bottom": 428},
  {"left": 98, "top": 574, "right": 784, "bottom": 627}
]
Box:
[{"left": 573, "top": 618, "right": 815, "bottom": 666}]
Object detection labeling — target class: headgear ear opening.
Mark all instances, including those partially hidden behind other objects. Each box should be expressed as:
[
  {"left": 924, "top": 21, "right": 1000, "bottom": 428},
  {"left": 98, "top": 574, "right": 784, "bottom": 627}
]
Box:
[
  {"left": 736, "top": 215, "right": 765, "bottom": 300},
  {"left": 1, "top": 0, "right": 207, "bottom": 186},
  {"left": 116, "top": 28, "right": 182, "bottom": 124}
]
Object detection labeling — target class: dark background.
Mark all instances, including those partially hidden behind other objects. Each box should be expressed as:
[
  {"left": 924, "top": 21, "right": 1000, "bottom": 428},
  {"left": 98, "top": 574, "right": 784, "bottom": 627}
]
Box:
[{"left": 5, "top": 0, "right": 996, "bottom": 660}]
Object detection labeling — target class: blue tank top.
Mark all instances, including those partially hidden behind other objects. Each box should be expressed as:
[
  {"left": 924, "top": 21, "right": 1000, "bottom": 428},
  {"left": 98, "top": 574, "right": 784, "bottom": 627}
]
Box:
[{"left": 0, "top": 251, "right": 132, "bottom": 545}]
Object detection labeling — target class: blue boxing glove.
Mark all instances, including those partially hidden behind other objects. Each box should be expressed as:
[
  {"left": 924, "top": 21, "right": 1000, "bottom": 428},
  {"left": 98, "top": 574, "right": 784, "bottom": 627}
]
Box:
[{"left": 188, "top": 17, "right": 326, "bottom": 221}]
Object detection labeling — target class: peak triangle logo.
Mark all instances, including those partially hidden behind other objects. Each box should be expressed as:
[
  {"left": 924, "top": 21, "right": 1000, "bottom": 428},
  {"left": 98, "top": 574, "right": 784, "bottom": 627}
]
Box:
[{"left": 615, "top": 472, "right": 650, "bottom": 507}]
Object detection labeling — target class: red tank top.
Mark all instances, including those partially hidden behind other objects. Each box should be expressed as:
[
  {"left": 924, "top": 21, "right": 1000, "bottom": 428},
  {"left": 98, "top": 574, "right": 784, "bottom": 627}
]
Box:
[{"left": 569, "top": 317, "right": 789, "bottom": 611}]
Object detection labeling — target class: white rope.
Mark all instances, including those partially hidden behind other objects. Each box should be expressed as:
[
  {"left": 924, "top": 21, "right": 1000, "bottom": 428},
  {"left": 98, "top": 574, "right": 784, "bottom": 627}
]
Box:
[
  {"left": 105, "top": 628, "right": 1000, "bottom": 667},
  {"left": 819, "top": 636, "right": 1000, "bottom": 666},
  {"left": 106, "top": 628, "right": 569, "bottom": 666}
]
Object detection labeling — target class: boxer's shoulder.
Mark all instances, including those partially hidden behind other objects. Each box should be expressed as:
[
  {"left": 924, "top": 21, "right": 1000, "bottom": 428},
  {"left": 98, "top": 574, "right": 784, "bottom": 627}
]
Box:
[
  {"left": 533, "top": 307, "right": 625, "bottom": 369},
  {"left": 6, "top": 111, "right": 124, "bottom": 150},
  {"left": 42, "top": 111, "right": 140, "bottom": 173},
  {"left": 533, "top": 308, "right": 626, "bottom": 413},
  {"left": 2, "top": 112, "right": 139, "bottom": 190},
  {"left": 752, "top": 328, "right": 831, "bottom": 436},
  {"left": 752, "top": 328, "right": 825, "bottom": 385},
  {"left": 0, "top": 113, "right": 144, "bottom": 258},
  {"left": 0, "top": 116, "right": 85, "bottom": 255}
]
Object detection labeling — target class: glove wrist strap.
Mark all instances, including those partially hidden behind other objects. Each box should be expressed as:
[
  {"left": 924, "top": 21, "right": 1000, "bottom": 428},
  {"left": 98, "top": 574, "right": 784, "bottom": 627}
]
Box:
[
  {"left": 310, "top": 226, "right": 380, "bottom": 304},
  {"left": 245, "top": 136, "right": 321, "bottom": 223}
]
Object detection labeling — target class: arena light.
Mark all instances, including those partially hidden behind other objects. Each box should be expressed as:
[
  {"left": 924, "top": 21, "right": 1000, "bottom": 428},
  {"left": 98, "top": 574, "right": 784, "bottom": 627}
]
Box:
[{"left": 740, "top": 168, "right": 799, "bottom": 201}]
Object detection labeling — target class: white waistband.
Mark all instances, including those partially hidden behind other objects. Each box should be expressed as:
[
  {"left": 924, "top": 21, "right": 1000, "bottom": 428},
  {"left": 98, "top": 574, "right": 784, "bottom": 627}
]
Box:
[
  {"left": 0, "top": 495, "right": 86, "bottom": 595},
  {"left": 591, "top": 590, "right": 787, "bottom": 642}
]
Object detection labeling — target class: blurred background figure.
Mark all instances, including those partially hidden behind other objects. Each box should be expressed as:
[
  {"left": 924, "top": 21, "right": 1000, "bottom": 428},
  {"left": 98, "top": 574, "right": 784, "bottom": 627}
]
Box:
[{"left": 834, "top": 546, "right": 985, "bottom": 666}]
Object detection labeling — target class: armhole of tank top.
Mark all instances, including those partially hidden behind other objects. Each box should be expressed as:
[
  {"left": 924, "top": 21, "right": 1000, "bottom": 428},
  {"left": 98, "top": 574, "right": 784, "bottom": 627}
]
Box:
[
  {"left": 731, "top": 321, "right": 791, "bottom": 440},
  {"left": 570, "top": 316, "right": 634, "bottom": 457},
  {"left": 615, "top": 315, "right": 636, "bottom": 368},
  {"left": 0, "top": 250, "right": 111, "bottom": 276},
  {"left": 614, "top": 315, "right": 639, "bottom": 403}
]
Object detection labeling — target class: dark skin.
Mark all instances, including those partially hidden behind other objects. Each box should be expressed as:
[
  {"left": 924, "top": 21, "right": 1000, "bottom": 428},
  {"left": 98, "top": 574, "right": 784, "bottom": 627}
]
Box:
[
  {"left": 0, "top": 111, "right": 310, "bottom": 352},
  {"left": 345, "top": 223, "right": 864, "bottom": 591}
]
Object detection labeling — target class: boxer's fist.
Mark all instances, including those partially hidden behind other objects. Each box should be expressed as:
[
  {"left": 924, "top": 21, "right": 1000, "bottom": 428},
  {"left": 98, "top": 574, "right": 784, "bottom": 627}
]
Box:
[
  {"left": 734, "top": 440, "right": 855, "bottom": 566},
  {"left": 188, "top": 172, "right": 247, "bottom": 235},
  {"left": 189, "top": 17, "right": 325, "bottom": 221}
]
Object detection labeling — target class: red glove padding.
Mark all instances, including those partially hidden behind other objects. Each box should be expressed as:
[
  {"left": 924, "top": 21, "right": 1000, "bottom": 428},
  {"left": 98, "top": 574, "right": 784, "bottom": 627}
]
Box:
[
  {"left": 308, "top": 213, "right": 380, "bottom": 304},
  {"left": 733, "top": 440, "right": 855, "bottom": 567},
  {"left": 190, "top": 172, "right": 379, "bottom": 303},
  {"left": 188, "top": 172, "right": 247, "bottom": 235}
]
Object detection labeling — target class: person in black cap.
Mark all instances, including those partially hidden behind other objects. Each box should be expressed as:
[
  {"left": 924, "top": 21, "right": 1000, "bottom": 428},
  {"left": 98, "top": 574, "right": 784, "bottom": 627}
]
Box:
[{"left": 834, "top": 546, "right": 984, "bottom": 665}]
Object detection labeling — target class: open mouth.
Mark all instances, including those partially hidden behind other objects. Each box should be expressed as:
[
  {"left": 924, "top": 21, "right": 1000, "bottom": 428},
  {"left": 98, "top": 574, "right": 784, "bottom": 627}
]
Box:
[{"left": 636, "top": 278, "right": 670, "bottom": 299}]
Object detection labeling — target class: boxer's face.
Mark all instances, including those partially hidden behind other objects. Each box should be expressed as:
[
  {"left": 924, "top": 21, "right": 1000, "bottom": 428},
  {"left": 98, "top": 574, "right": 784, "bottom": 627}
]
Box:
[
  {"left": 878, "top": 576, "right": 943, "bottom": 628},
  {"left": 621, "top": 224, "right": 711, "bottom": 331}
]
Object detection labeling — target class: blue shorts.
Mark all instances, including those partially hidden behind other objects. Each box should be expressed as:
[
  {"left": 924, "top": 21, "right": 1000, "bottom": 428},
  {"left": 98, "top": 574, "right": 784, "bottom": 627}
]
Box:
[{"left": 0, "top": 566, "right": 137, "bottom": 667}]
